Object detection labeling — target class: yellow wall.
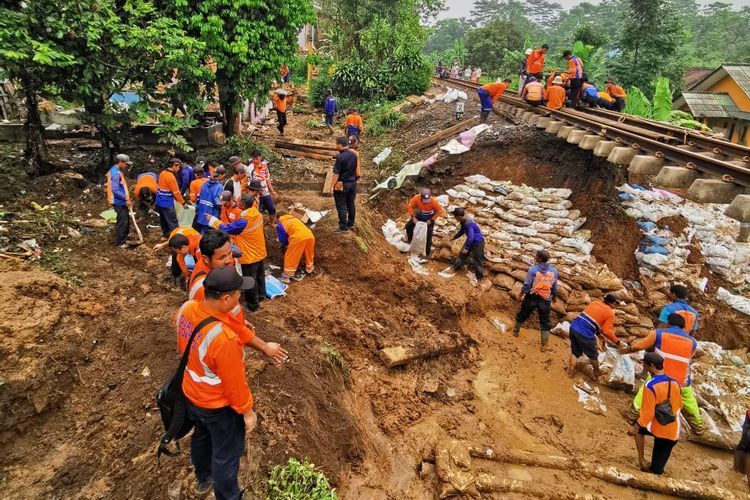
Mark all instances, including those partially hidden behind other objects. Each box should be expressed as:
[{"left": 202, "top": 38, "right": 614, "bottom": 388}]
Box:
[
  {"left": 706, "top": 117, "right": 750, "bottom": 146},
  {"left": 708, "top": 75, "right": 750, "bottom": 112}
]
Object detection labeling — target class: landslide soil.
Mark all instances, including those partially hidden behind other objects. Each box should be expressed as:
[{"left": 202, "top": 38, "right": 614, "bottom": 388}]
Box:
[{"left": 1, "top": 91, "right": 749, "bottom": 499}]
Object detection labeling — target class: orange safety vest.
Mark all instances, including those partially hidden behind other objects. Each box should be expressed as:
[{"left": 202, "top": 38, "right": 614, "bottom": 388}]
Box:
[
  {"left": 170, "top": 226, "right": 202, "bottom": 276},
  {"left": 232, "top": 207, "right": 267, "bottom": 265},
  {"left": 531, "top": 269, "right": 556, "bottom": 300},
  {"left": 175, "top": 300, "right": 253, "bottom": 413},
  {"left": 605, "top": 83, "right": 627, "bottom": 98},
  {"left": 527, "top": 50, "right": 545, "bottom": 74},
  {"left": 544, "top": 85, "right": 566, "bottom": 110},
  {"left": 654, "top": 326, "right": 697, "bottom": 386},
  {"left": 189, "top": 177, "right": 208, "bottom": 203},
  {"left": 279, "top": 214, "right": 314, "bottom": 242},
  {"left": 524, "top": 82, "right": 544, "bottom": 101}
]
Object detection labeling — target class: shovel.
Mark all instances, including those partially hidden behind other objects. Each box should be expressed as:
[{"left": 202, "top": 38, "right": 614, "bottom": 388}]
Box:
[{"left": 128, "top": 210, "right": 144, "bottom": 246}]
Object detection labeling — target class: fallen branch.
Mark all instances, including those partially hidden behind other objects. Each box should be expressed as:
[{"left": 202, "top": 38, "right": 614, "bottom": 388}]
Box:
[{"left": 272, "top": 147, "right": 334, "bottom": 161}]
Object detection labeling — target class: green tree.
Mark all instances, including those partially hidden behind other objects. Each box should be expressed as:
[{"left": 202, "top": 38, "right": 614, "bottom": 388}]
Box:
[
  {"left": 465, "top": 18, "right": 524, "bottom": 74},
  {"left": 163, "top": 0, "right": 314, "bottom": 136},
  {"left": 424, "top": 18, "right": 471, "bottom": 55},
  {"left": 573, "top": 22, "right": 610, "bottom": 48}
]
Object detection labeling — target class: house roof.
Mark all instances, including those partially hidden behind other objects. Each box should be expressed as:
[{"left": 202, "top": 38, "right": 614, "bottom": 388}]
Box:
[
  {"left": 685, "top": 64, "right": 750, "bottom": 98},
  {"left": 679, "top": 92, "right": 750, "bottom": 120},
  {"left": 683, "top": 67, "right": 713, "bottom": 89}
]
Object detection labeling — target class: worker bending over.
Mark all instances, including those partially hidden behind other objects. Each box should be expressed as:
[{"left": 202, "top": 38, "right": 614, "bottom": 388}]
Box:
[
  {"left": 568, "top": 293, "right": 624, "bottom": 379},
  {"left": 205, "top": 194, "right": 267, "bottom": 313},
  {"left": 134, "top": 171, "right": 158, "bottom": 214},
  {"left": 621, "top": 313, "right": 705, "bottom": 435},
  {"left": 658, "top": 284, "right": 699, "bottom": 333},
  {"left": 450, "top": 208, "right": 485, "bottom": 280},
  {"left": 405, "top": 188, "right": 443, "bottom": 257},
  {"left": 545, "top": 76, "right": 566, "bottom": 110},
  {"left": 106, "top": 153, "right": 133, "bottom": 248},
  {"left": 476, "top": 79, "right": 511, "bottom": 122},
  {"left": 513, "top": 250, "right": 558, "bottom": 351},
  {"left": 581, "top": 81, "right": 599, "bottom": 107},
  {"left": 604, "top": 78, "right": 627, "bottom": 112},
  {"left": 276, "top": 212, "right": 315, "bottom": 283},
  {"left": 155, "top": 158, "right": 188, "bottom": 239},
  {"left": 154, "top": 226, "right": 202, "bottom": 286},
  {"left": 522, "top": 77, "right": 545, "bottom": 107},
  {"left": 633, "top": 352, "right": 683, "bottom": 475}
]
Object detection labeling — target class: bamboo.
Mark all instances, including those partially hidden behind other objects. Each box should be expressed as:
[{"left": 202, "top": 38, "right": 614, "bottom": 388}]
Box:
[{"left": 406, "top": 116, "right": 478, "bottom": 153}]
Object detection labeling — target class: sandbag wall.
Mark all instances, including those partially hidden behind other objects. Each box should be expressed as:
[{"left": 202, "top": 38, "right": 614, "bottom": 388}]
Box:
[{"left": 427, "top": 175, "right": 654, "bottom": 341}]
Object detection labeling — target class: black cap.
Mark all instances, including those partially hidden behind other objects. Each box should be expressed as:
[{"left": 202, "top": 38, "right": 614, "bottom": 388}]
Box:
[
  {"left": 170, "top": 157, "right": 182, "bottom": 166},
  {"left": 451, "top": 208, "right": 465, "bottom": 217},
  {"left": 644, "top": 352, "right": 664, "bottom": 370},
  {"left": 204, "top": 266, "right": 254, "bottom": 294},
  {"left": 248, "top": 179, "right": 263, "bottom": 191}
]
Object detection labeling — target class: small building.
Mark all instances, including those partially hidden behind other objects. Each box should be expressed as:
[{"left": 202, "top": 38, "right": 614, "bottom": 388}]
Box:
[{"left": 674, "top": 65, "right": 750, "bottom": 146}]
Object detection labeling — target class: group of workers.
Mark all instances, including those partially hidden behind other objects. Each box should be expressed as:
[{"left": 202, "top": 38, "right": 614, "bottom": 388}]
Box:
[
  {"left": 323, "top": 89, "right": 365, "bottom": 142},
  {"left": 436, "top": 61, "right": 482, "bottom": 83}
]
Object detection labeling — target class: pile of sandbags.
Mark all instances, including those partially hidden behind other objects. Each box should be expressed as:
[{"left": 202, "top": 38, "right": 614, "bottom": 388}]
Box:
[
  {"left": 425, "top": 175, "right": 650, "bottom": 341},
  {"left": 619, "top": 184, "right": 750, "bottom": 290}
]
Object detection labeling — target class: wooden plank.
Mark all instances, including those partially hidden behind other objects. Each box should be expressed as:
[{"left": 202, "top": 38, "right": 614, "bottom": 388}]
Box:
[
  {"left": 406, "top": 116, "right": 478, "bottom": 153},
  {"left": 322, "top": 170, "right": 334, "bottom": 195},
  {"left": 272, "top": 147, "right": 334, "bottom": 161},
  {"left": 405, "top": 95, "right": 424, "bottom": 106},
  {"left": 274, "top": 136, "right": 336, "bottom": 149},
  {"left": 275, "top": 141, "right": 339, "bottom": 156}
]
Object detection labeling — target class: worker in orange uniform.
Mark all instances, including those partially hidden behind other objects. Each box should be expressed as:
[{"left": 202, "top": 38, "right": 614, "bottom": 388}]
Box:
[
  {"left": 188, "top": 167, "right": 207, "bottom": 203},
  {"left": 276, "top": 211, "right": 315, "bottom": 283},
  {"left": 219, "top": 191, "right": 241, "bottom": 225},
  {"left": 520, "top": 44, "right": 548, "bottom": 96},
  {"left": 106, "top": 153, "right": 133, "bottom": 248},
  {"left": 272, "top": 89, "right": 289, "bottom": 136},
  {"left": 567, "top": 293, "right": 626, "bottom": 379},
  {"left": 513, "top": 250, "right": 558, "bottom": 351},
  {"left": 134, "top": 171, "right": 158, "bottom": 214},
  {"left": 206, "top": 193, "right": 267, "bottom": 312},
  {"left": 658, "top": 284, "right": 699, "bottom": 333},
  {"left": 562, "top": 50, "right": 584, "bottom": 107},
  {"left": 154, "top": 226, "right": 202, "bottom": 286},
  {"left": 155, "top": 158, "right": 188, "bottom": 239},
  {"left": 521, "top": 77, "right": 545, "bottom": 107},
  {"left": 597, "top": 90, "right": 616, "bottom": 110},
  {"left": 621, "top": 314, "right": 705, "bottom": 435},
  {"left": 188, "top": 230, "right": 234, "bottom": 301},
  {"left": 344, "top": 108, "right": 364, "bottom": 140},
  {"left": 175, "top": 266, "right": 287, "bottom": 499},
  {"left": 476, "top": 79, "right": 512, "bottom": 122},
  {"left": 405, "top": 188, "right": 443, "bottom": 257},
  {"left": 604, "top": 78, "right": 627, "bottom": 112},
  {"left": 633, "top": 352, "right": 683, "bottom": 475},
  {"left": 544, "top": 76, "right": 566, "bottom": 110},
  {"left": 280, "top": 64, "right": 290, "bottom": 84}
]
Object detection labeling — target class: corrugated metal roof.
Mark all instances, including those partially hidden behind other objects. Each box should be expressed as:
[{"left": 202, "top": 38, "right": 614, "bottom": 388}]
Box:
[
  {"left": 724, "top": 66, "right": 750, "bottom": 97},
  {"left": 681, "top": 92, "right": 750, "bottom": 120}
]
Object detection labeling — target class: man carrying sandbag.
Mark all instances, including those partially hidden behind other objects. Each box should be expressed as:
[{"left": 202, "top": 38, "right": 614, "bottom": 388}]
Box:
[
  {"left": 568, "top": 293, "right": 626, "bottom": 379},
  {"left": 512, "top": 250, "right": 558, "bottom": 351}
]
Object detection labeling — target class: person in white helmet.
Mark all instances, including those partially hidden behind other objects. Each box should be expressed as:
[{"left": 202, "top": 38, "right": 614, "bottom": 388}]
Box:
[{"left": 519, "top": 48, "right": 533, "bottom": 93}]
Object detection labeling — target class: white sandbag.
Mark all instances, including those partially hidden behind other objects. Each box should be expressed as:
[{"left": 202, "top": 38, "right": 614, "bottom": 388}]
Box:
[
  {"left": 522, "top": 204, "right": 544, "bottom": 213},
  {"left": 640, "top": 253, "right": 668, "bottom": 268},
  {"left": 464, "top": 174, "right": 492, "bottom": 185},
  {"left": 409, "top": 221, "right": 428, "bottom": 255},
  {"left": 454, "top": 184, "right": 472, "bottom": 193},
  {"left": 559, "top": 237, "right": 594, "bottom": 255},
  {"left": 717, "top": 287, "right": 750, "bottom": 316},
  {"left": 373, "top": 147, "right": 392, "bottom": 165},
  {"left": 541, "top": 188, "right": 572, "bottom": 199},
  {"left": 467, "top": 188, "right": 486, "bottom": 198},
  {"left": 441, "top": 138, "right": 471, "bottom": 155},
  {"left": 511, "top": 225, "right": 537, "bottom": 237},
  {"left": 531, "top": 221, "right": 553, "bottom": 232},
  {"left": 542, "top": 208, "right": 569, "bottom": 218},
  {"left": 382, "top": 219, "right": 411, "bottom": 252},
  {"left": 436, "top": 194, "right": 449, "bottom": 206}
]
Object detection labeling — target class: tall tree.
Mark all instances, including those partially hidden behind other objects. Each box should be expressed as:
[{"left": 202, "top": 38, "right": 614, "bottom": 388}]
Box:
[
  {"left": 424, "top": 18, "right": 471, "bottom": 55},
  {"left": 524, "top": 0, "right": 563, "bottom": 31},
  {"left": 464, "top": 18, "right": 524, "bottom": 74},
  {"left": 164, "top": 0, "right": 314, "bottom": 136}
]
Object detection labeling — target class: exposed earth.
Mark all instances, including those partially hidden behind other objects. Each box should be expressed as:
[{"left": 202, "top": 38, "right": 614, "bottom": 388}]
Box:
[{"left": 1, "top": 87, "right": 749, "bottom": 499}]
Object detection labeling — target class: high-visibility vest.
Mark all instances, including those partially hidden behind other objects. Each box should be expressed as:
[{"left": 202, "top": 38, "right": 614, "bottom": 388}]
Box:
[
  {"left": 525, "top": 82, "right": 544, "bottom": 101},
  {"left": 654, "top": 326, "right": 697, "bottom": 386},
  {"left": 531, "top": 268, "right": 556, "bottom": 299}
]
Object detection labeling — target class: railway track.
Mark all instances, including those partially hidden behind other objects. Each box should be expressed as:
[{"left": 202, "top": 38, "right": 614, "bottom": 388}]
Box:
[{"left": 433, "top": 76, "right": 750, "bottom": 188}]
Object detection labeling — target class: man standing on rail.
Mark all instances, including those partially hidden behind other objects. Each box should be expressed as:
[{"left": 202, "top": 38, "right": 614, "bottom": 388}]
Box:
[
  {"left": 605, "top": 78, "right": 628, "bottom": 112},
  {"left": 562, "top": 50, "right": 584, "bottom": 108},
  {"left": 521, "top": 44, "right": 548, "bottom": 95},
  {"left": 518, "top": 48, "right": 532, "bottom": 91},
  {"left": 513, "top": 250, "right": 558, "bottom": 351},
  {"left": 476, "top": 79, "right": 512, "bottom": 122}
]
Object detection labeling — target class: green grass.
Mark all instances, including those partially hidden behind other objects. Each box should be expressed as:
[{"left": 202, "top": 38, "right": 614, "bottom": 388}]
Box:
[
  {"left": 39, "top": 252, "right": 83, "bottom": 287},
  {"left": 320, "top": 342, "right": 351, "bottom": 387},
  {"left": 267, "top": 457, "right": 338, "bottom": 500}
]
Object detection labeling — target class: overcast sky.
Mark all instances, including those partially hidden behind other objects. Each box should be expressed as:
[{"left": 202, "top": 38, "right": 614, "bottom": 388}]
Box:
[{"left": 440, "top": 0, "right": 750, "bottom": 19}]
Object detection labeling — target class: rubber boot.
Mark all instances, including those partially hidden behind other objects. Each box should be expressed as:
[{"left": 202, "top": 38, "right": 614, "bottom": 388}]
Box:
[
  {"left": 540, "top": 330, "right": 550, "bottom": 351},
  {"left": 512, "top": 322, "right": 521, "bottom": 337}
]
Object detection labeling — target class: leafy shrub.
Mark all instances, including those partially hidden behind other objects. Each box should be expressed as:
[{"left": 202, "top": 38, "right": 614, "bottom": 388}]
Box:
[
  {"left": 623, "top": 86, "right": 652, "bottom": 117},
  {"left": 652, "top": 77, "right": 673, "bottom": 121},
  {"left": 332, "top": 51, "right": 432, "bottom": 101},
  {"left": 367, "top": 109, "right": 407, "bottom": 136},
  {"left": 267, "top": 457, "right": 337, "bottom": 500},
  {"left": 213, "top": 136, "right": 276, "bottom": 163},
  {"left": 308, "top": 70, "right": 333, "bottom": 108}
]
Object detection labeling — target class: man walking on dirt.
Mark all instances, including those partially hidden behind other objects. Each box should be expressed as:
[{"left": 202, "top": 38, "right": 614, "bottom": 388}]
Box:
[
  {"left": 106, "top": 153, "right": 133, "bottom": 248},
  {"left": 155, "top": 158, "right": 188, "bottom": 239},
  {"left": 450, "top": 208, "right": 485, "bottom": 280},
  {"left": 568, "top": 293, "right": 625, "bottom": 379},
  {"left": 512, "top": 250, "right": 558, "bottom": 351},
  {"left": 330, "top": 137, "right": 358, "bottom": 233}
]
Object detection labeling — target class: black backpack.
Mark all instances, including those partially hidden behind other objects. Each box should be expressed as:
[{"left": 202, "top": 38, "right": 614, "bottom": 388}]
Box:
[
  {"left": 156, "top": 316, "right": 217, "bottom": 459},
  {"left": 654, "top": 377, "right": 677, "bottom": 426}
]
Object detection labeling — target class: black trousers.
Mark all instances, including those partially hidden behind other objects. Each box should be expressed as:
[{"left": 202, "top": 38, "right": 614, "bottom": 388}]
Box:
[
  {"left": 568, "top": 78, "right": 584, "bottom": 107},
  {"left": 241, "top": 260, "right": 266, "bottom": 310},
  {"left": 333, "top": 181, "right": 356, "bottom": 229},
  {"left": 156, "top": 205, "right": 178, "bottom": 238},
  {"left": 186, "top": 402, "right": 245, "bottom": 500},
  {"left": 453, "top": 241, "right": 485, "bottom": 279},
  {"left": 113, "top": 204, "right": 130, "bottom": 246},
  {"left": 639, "top": 427, "right": 677, "bottom": 475},
  {"left": 405, "top": 219, "right": 435, "bottom": 256},
  {"left": 277, "top": 111, "right": 287, "bottom": 134},
  {"left": 516, "top": 293, "right": 552, "bottom": 331},
  {"left": 613, "top": 97, "right": 626, "bottom": 112}
]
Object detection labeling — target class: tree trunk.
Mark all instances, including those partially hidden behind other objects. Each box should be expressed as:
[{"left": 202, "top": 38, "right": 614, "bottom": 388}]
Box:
[
  {"left": 218, "top": 78, "right": 237, "bottom": 138},
  {"left": 83, "top": 94, "right": 120, "bottom": 176},
  {"left": 21, "top": 77, "right": 55, "bottom": 176}
]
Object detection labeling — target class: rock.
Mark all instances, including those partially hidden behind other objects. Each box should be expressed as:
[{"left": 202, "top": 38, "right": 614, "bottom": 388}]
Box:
[
  {"left": 492, "top": 273, "right": 515, "bottom": 290},
  {"left": 511, "top": 281, "right": 524, "bottom": 301},
  {"left": 81, "top": 218, "right": 108, "bottom": 229},
  {"left": 422, "top": 379, "right": 439, "bottom": 394},
  {"left": 419, "top": 461, "right": 435, "bottom": 479},
  {"left": 446, "top": 387, "right": 456, "bottom": 398},
  {"left": 67, "top": 227, "right": 82, "bottom": 238},
  {"left": 141, "top": 367, "right": 151, "bottom": 377}
]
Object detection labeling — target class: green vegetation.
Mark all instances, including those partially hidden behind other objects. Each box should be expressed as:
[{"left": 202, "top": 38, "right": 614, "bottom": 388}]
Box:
[
  {"left": 213, "top": 136, "right": 278, "bottom": 164},
  {"left": 267, "top": 457, "right": 338, "bottom": 500},
  {"left": 366, "top": 109, "right": 407, "bottom": 136}
]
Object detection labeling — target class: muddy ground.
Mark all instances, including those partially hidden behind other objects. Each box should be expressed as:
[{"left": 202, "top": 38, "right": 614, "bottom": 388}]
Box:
[{"left": 1, "top": 88, "right": 749, "bottom": 499}]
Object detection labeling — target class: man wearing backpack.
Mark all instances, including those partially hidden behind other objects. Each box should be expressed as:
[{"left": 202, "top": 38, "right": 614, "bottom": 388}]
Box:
[{"left": 633, "top": 352, "right": 683, "bottom": 475}]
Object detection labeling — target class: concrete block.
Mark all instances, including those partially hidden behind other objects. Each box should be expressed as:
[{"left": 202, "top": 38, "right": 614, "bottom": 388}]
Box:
[
  {"left": 655, "top": 166, "right": 700, "bottom": 189},
  {"left": 724, "top": 194, "right": 750, "bottom": 222},
  {"left": 686, "top": 179, "right": 743, "bottom": 204},
  {"left": 535, "top": 117, "right": 551, "bottom": 129},
  {"left": 557, "top": 126, "right": 574, "bottom": 140},
  {"left": 522, "top": 111, "right": 535, "bottom": 122},
  {"left": 515, "top": 108, "right": 525, "bottom": 118},
  {"left": 593, "top": 140, "right": 616, "bottom": 158},
  {"left": 545, "top": 121, "right": 563, "bottom": 134},
  {"left": 579, "top": 134, "right": 602, "bottom": 151},
  {"left": 628, "top": 155, "right": 665, "bottom": 176},
  {"left": 566, "top": 129, "right": 586, "bottom": 145},
  {"left": 607, "top": 146, "right": 637, "bottom": 165}
]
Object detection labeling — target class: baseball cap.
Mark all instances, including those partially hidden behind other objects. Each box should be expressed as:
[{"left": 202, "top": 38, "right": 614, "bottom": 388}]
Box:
[
  {"left": 227, "top": 156, "right": 241, "bottom": 167},
  {"left": 552, "top": 76, "right": 563, "bottom": 84},
  {"left": 525, "top": 48, "right": 533, "bottom": 55},
  {"left": 248, "top": 179, "right": 263, "bottom": 191},
  {"left": 204, "top": 266, "right": 254, "bottom": 294},
  {"left": 115, "top": 153, "right": 133, "bottom": 165}
]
